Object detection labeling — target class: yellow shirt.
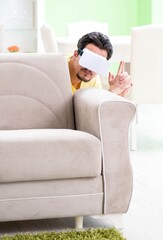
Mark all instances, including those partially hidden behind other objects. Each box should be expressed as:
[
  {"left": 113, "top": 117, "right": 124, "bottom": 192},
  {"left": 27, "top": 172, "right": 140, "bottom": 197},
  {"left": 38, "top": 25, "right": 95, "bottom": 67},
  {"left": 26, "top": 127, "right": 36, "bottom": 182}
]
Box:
[{"left": 71, "top": 76, "right": 102, "bottom": 94}]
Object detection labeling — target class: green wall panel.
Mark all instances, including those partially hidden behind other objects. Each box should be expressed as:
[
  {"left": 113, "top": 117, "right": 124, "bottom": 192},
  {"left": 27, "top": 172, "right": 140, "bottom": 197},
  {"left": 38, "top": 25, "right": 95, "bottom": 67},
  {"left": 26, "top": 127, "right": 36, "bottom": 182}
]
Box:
[
  {"left": 45, "top": 0, "right": 139, "bottom": 36},
  {"left": 137, "top": 0, "right": 152, "bottom": 25},
  {"left": 45, "top": 0, "right": 163, "bottom": 36}
]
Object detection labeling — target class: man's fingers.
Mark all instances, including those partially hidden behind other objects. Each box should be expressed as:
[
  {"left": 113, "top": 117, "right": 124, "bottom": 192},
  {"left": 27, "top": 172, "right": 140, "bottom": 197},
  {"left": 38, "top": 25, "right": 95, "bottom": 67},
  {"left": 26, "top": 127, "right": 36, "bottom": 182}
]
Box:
[
  {"left": 108, "top": 72, "right": 114, "bottom": 83},
  {"left": 120, "top": 82, "right": 132, "bottom": 91},
  {"left": 117, "top": 61, "right": 125, "bottom": 75},
  {"left": 119, "top": 87, "right": 131, "bottom": 97}
]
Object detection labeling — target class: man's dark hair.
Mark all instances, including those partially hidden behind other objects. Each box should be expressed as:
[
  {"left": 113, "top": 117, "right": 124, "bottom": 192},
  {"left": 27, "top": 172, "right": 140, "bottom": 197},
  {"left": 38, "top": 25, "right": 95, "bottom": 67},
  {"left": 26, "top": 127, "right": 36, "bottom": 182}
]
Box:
[{"left": 77, "top": 32, "right": 113, "bottom": 60}]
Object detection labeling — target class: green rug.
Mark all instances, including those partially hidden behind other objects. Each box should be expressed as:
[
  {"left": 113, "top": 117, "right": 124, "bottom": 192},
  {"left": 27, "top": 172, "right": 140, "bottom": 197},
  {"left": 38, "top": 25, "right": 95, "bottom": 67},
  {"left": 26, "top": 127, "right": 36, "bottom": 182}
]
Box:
[{"left": 0, "top": 228, "right": 126, "bottom": 240}]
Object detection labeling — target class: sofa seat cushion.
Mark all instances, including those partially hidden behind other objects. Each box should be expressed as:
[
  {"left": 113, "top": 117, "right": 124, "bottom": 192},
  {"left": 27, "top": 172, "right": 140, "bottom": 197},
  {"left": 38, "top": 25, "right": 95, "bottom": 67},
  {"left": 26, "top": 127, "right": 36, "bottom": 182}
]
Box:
[{"left": 0, "top": 129, "right": 101, "bottom": 183}]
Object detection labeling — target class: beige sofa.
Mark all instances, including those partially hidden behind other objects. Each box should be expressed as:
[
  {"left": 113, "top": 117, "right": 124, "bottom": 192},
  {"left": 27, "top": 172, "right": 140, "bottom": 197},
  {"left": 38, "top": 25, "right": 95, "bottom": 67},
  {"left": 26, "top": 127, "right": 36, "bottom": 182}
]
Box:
[{"left": 0, "top": 53, "right": 136, "bottom": 228}]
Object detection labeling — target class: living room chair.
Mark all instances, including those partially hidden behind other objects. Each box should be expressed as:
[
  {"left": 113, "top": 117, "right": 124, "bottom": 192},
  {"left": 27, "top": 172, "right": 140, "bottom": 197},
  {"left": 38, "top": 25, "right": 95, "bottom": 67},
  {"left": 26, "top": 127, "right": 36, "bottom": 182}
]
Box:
[
  {"left": 0, "top": 53, "right": 136, "bottom": 229},
  {"left": 130, "top": 24, "right": 163, "bottom": 150},
  {"left": 40, "top": 23, "right": 59, "bottom": 52},
  {"left": 67, "top": 20, "right": 108, "bottom": 37}
]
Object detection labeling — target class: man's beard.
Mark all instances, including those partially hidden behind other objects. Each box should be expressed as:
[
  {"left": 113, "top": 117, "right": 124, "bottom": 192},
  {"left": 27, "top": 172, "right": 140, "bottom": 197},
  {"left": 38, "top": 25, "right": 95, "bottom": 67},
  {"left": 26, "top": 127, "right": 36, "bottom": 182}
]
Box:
[{"left": 76, "top": 68, "right": 93, "bottom": 82}]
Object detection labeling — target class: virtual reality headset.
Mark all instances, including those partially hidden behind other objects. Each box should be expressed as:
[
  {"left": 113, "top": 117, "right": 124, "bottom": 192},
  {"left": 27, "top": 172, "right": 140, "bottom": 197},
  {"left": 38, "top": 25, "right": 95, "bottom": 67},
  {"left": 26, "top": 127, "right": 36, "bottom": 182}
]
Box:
[{"left": 78, "top": 48, "right": 110, "bottom": 76}]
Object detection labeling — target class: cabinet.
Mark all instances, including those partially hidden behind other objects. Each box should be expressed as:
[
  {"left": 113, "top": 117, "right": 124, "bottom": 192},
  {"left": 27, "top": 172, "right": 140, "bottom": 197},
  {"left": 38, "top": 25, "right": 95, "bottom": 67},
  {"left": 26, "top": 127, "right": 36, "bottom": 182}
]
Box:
[{"left": 0, "top": 0, "right": 44, "bottom": 52}]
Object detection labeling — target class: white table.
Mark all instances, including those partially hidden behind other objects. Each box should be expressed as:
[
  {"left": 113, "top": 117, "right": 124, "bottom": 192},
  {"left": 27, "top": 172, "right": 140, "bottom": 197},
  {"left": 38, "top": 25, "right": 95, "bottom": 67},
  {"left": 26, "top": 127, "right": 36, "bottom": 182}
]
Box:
[{"left": 56, "top": 35, "right": 131, "bottom": 63}]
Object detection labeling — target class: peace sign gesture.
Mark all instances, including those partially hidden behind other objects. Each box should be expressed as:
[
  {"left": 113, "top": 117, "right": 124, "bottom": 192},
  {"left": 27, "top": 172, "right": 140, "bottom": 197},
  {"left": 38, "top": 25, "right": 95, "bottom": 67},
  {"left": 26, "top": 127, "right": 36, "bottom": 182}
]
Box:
[{"left": 108, "top": 61, "right": 132, "bottom": 97}]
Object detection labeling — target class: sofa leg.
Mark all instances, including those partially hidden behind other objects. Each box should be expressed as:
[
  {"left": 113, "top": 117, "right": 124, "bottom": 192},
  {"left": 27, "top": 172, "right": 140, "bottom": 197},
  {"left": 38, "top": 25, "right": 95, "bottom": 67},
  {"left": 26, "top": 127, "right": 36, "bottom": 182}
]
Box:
[{"left": 75, "top": 216, "right": 83, "bottom": 229}]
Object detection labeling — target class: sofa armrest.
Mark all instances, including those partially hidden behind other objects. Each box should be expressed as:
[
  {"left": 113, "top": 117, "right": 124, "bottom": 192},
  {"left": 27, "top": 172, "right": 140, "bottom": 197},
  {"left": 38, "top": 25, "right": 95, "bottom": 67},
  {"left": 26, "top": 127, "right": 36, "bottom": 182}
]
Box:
[{"left": 73, "top": 88, "right": 136, "bottom": 214}]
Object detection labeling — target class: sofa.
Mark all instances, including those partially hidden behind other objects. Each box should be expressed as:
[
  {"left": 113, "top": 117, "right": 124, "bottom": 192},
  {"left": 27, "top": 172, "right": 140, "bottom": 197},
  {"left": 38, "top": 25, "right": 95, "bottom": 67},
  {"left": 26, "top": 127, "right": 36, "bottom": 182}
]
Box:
[{"left": 0, "top": 53, "right": 136, "bottom": 228}]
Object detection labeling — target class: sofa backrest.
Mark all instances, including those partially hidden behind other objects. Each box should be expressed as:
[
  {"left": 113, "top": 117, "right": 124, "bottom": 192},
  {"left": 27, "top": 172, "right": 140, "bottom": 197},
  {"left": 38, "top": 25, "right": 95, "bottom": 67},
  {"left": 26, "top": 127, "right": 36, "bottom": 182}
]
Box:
[{"left": 0, "top": 53, "right": 75, "bottom": 130}]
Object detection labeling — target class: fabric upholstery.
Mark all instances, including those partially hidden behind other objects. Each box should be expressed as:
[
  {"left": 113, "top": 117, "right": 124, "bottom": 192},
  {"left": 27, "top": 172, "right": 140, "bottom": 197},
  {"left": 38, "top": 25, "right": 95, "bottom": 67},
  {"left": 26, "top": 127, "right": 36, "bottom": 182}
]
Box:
[
  {"left": 0, "top": 177, "right": 103, "bottom": 199},
  {"left": 0, "top": 129, "right": 101, "bottom": 182},
  {"left": 0, "top": 53, "right": 74, "bottom": 129},
  {"left": 0, "top": 177, "right": 103, "bottom": 221},
  {"left": 0, "top": 193, "right": 103, "bottom": 222},
  {"left": 74, "top": 88, "right": 136, "bottom": 213},
  {"left": 0, "top": 53, "right": 136, "bottom": 223}
]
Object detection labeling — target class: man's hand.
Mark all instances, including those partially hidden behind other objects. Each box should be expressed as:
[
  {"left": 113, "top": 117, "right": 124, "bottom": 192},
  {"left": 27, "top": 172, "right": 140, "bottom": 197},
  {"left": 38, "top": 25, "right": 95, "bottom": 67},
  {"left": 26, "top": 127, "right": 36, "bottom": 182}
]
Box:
[{"left": 108, "top": 61, "right": 132, "bottom": 97}]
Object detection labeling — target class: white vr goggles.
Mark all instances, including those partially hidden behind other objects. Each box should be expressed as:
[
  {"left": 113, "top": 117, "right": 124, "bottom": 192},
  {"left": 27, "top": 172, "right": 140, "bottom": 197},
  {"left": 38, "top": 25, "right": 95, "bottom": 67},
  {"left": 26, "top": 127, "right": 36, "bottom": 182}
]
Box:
[{"left": 78, "top": 48, "right": 110, "bottom": 76}]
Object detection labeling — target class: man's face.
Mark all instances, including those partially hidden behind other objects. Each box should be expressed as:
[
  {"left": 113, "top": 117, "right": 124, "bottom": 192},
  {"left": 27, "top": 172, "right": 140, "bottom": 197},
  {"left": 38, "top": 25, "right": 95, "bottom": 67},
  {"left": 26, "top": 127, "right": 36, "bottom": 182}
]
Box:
[{"left": 73, "top": 43, "right": 108, "bottom": 82}]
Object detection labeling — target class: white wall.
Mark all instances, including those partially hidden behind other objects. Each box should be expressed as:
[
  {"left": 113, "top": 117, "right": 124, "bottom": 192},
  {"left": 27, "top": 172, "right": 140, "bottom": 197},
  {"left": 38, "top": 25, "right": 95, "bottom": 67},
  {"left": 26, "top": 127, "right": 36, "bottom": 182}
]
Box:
[{"left": 152, "top": 0, "right": 163, "bottom": 24}]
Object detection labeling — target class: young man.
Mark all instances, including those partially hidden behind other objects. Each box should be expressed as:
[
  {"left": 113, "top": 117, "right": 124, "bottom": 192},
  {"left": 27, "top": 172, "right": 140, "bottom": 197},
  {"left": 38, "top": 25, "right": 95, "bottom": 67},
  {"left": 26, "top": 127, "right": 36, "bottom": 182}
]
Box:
[{"left": 68, "top": 32, "right": 132, "bottom": 96}]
